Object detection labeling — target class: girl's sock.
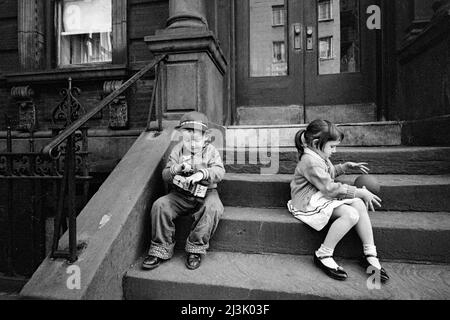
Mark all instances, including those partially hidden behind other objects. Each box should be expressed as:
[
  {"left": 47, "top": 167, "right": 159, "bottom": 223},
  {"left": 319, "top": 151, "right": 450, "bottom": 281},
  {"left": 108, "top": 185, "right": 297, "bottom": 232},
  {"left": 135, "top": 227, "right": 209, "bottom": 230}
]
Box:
[
  {"left": 363, "top": 244, "right": 382, "bottom": 269},
  {"left": 315, "top": 244, "right": 340, "bottom": 269}
]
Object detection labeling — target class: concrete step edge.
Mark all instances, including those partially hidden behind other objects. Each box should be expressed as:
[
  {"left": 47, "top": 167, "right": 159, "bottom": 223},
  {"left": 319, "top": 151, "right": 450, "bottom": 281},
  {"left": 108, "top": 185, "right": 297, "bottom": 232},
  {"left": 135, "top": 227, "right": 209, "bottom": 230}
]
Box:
[
  {"left": 222, "top": 173, "right": 450, "bottom": 186},
  {"left": 219, "top": 146, "right": 450, "bottom": 153},
  {"left": 226, "top": 121, "right": 402, "bottom": 130},
  {"left": 124, "top": 251, "right": 450, "bottom": 300},
  {"left": 221, "top": 207, "right": 450, "bottom": 231}
]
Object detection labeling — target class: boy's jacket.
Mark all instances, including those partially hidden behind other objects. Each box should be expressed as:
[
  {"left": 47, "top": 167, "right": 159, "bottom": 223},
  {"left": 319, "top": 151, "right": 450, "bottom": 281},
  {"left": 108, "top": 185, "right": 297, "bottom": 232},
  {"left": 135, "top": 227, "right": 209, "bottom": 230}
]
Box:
[{"left": 162, "top": 142, "right": 225, "bottom": 190}]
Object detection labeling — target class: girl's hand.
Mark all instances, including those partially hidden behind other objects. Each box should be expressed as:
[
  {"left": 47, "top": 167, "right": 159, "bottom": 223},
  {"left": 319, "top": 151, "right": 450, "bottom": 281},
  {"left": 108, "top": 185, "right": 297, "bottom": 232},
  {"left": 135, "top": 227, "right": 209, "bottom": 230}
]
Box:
[
  {"left": 184, "top": 172, "right": 204, "bottom": 188},
  {"left": 356, "top": 187, "right": 382, "bottom": 212},
  {"left": 344, "top": 162, "right": 370, "bottom": 174}
]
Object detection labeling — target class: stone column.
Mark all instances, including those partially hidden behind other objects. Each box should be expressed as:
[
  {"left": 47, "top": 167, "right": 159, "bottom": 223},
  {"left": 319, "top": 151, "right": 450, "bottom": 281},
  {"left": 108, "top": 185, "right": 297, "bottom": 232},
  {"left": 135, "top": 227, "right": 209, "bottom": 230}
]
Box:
[
  {"left": 145, "top": 0, "right": 227, "bottom": 125},
  {"left": 18, "top": 0, "right": 45, "bottom": 70},
  {"left": 167, "top": 0, "right": 208, "bottom": 29}
]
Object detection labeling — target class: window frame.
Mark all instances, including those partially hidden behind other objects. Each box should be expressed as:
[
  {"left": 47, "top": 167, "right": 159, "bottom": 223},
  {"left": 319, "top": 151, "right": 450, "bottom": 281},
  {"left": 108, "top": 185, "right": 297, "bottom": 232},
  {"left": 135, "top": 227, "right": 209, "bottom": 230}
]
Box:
[
  {"left": 318, "top": 0, "right": 333, "bottom": 22},
  {"left": 319, "top": 36, "right": 334, "bottom": 60},
  {"left": 54, "top": 0, "right": 127, "bottom": 69},
  {"left": 272, "top": 5, "right": 286, "bottom": 27},
  {"left": 272, "top": 41, "right": 286, "bottom": 63}
]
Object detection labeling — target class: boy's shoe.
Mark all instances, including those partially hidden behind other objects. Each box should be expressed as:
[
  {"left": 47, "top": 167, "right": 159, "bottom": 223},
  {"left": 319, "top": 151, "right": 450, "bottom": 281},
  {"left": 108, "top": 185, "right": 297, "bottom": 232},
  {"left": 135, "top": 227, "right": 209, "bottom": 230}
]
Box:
[
  {"left": 313, "top": 254, "right": 348, "bottom": 281},
  {"left": 185, "top": 253, "right": 202, "bottom": 270},
  {"left": 360, "top": 255, "right": 389, "bottom": 283},
  {"left": 142, "top": 255, "right": 163, "bottom": 270}
]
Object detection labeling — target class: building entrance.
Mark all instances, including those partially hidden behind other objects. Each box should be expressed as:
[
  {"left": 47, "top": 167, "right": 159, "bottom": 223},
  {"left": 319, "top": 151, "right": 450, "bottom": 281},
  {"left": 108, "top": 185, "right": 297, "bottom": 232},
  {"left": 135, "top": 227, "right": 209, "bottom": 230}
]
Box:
[{"left": 235, "top": 0, "right": 379, "bottom": 123}]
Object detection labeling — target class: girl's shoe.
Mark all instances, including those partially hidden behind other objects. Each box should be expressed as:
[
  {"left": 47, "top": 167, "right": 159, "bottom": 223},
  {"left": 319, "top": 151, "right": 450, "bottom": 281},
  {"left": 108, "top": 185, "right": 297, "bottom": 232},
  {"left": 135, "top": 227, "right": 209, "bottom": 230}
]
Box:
[
  {"left": 360, "top": 254, "right": 389, "bottom": 283},
  {"left": 313, "top": 254, "right": 348, "bottom": 281}
]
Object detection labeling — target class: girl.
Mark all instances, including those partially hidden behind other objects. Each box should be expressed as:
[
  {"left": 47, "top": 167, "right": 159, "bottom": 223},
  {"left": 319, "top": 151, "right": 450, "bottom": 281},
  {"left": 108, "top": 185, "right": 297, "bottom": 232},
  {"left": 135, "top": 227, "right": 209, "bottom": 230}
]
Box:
[{"left": 288, "top": 119, "right": 389, "bottom": 282}]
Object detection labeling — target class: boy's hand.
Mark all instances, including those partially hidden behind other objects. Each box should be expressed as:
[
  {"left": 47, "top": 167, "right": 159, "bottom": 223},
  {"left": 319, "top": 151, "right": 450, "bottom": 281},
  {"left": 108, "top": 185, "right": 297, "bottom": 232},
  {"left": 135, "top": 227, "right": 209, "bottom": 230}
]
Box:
[
  {"left": 180, "top": 163, "right": 193, "bottom": 174},
  {"left": 184, "top": 172, "right": 204, "bottom": 188},
  {"left": 344, "top": 162, "right": 370, "bottom": 174},
  {"left": 175, "top": 163, "right": 193, "bottom": 174},
  {"left": 356, "top": 186, "right": 382, "bottom": 212}
]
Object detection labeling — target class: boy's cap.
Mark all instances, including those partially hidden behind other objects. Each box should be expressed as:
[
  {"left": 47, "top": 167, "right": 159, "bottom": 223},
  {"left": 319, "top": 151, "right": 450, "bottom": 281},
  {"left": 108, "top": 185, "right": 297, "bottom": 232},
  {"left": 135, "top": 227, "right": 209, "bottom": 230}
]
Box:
[{"left": 175, "top": 111, "right": 209, "bottom": 131}]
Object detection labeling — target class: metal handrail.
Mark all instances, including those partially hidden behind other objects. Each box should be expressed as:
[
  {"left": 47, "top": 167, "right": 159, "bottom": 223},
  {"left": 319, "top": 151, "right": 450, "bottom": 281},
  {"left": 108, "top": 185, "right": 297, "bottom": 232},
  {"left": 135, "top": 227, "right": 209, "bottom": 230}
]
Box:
[
  {"left": 43, "top": 54, "right": 166, "bottom": 263},
  {"left": 42, "top": 54, "right": 167, "bottom": 158}
]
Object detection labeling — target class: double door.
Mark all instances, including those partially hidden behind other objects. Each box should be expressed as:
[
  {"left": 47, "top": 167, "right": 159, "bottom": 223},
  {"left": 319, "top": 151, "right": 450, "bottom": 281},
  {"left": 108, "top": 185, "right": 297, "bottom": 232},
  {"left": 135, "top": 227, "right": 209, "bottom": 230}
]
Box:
[{"left": 236, "top": 0, "right": 378, "bottom": 109}]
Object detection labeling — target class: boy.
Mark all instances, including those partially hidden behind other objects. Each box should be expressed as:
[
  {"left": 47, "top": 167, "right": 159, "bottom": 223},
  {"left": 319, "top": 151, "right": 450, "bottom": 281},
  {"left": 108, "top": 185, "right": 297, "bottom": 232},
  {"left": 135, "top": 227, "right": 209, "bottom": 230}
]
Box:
[{"left": 142, "top": 111, "right": 225, "bottom": 270}]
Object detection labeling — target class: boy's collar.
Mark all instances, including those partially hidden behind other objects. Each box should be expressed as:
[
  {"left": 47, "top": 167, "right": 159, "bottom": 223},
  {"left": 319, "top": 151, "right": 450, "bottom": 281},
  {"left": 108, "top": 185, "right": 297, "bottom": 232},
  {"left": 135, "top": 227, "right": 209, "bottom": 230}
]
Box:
[{"left": 181, "top": 143, "right": 208, "bottom": 156}]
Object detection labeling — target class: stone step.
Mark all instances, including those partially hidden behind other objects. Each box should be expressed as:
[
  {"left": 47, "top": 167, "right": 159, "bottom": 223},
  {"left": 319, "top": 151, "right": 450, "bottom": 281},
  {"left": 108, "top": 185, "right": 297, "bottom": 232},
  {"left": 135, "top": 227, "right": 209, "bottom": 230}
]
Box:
[
  {"left": 217, "top": 174, "right": 450, "bottom": 212},
  {"left": 123, "top": 251, "right": 450, "bottom": 300},
  {"left": 221, "top": 146, "right": 450, "bottom": 175},
  {"left": 236, "top": 104, "right": 377, "bottom": 125},
  {"left": 173, "top": 207, "right": 449, "bottom": 264},
  {"left": 0, "top": 292, "right": 22, "bottom": 300},
  {"left": 225, "top": 122, "right": 402, "bottom": 147}
]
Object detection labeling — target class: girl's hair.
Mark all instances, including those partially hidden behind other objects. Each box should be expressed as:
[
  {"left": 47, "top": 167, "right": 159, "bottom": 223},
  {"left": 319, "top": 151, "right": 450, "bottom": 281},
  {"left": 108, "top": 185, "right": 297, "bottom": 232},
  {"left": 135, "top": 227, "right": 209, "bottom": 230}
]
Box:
[{"left": 295, "top": 119, "right": 344, "bottom": 159}]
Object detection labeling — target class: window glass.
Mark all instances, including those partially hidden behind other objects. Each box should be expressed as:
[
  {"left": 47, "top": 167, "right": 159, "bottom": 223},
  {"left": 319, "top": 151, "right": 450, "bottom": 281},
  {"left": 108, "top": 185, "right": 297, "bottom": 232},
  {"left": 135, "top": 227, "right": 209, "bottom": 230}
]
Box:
[
  {"left": 318, "top": 1, "right": 332, "bottom": 21},
  {"left": 319, "top": 37, "right": 333, "bottom": 59},
  {"left": 318, "top": 0, "right": 360, "bottom": 74},
  {"left": 272, "top": 5, "right": 286, "bottom": 26},
  {"left": 250, "top": 0, "right": 288, "bottom": 77},
  {"left": 58, "top": 0, "right": 112, "bottom": 66},
  {"left": 273, "top": 41, "right": 286, "bottom": 62}
]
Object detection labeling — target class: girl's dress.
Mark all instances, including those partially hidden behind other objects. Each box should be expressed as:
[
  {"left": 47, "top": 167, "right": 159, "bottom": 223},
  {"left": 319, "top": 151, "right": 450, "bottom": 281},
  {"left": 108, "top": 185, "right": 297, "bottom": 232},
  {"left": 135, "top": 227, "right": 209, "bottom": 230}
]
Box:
[{"left": 288, "top": 148, "right": 356, "bottom": 231}]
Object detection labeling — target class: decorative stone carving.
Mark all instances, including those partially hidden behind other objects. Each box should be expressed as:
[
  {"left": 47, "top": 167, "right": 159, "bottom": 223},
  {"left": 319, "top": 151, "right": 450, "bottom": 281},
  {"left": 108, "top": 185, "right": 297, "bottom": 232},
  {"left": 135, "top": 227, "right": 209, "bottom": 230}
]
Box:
[
  {"left": 103, "top": 80, "right": 128, "bottom": 129},
  {"left": 11, "top": 86, "right": 37, "bottom": 131},
  {"left": 18, "top": 0, "right": 45, "bottom": 70}
]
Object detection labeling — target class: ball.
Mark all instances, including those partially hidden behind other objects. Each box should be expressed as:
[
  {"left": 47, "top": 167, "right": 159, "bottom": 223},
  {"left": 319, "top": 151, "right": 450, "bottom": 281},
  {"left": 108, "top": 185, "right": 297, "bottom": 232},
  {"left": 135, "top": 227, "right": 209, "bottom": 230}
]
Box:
[{"left": 354, "top": 175, "right": 380, "bottom": 194}]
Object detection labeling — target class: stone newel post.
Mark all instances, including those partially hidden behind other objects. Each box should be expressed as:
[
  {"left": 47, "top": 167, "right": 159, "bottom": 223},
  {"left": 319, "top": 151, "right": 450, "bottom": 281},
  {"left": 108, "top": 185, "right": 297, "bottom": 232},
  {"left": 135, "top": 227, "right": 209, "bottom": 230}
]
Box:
[
  {"left": 167, "top": 0, "right": 208, "bottom": 29},
  {"left": 145, "top": 0, "right": 227, "bottom": 125}
]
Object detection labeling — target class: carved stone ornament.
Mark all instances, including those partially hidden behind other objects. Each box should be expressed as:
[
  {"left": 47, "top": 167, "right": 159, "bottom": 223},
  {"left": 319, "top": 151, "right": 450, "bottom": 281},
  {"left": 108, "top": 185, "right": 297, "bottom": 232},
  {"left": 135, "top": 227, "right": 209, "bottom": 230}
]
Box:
[
  {"left": 103, "top": 80, "right": 128, "bottom": 129},
  {"left": 11, "top": 86, "right": 37, "bottom": 131}
]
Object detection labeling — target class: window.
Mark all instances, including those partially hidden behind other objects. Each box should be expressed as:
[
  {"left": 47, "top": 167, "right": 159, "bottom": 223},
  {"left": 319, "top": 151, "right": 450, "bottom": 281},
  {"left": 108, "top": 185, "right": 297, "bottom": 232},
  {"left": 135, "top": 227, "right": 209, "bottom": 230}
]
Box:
[
  {"left": 57, "top": 0, "right": 113, "bottom": 66},
  {"left": 271, "top": 41, "right": 287, "bottom": 76},
  {"left": 318, "top": 0, "right": 333, "bottom": 21},
  {"left": 272, "top": 5, "right": 286, "bottom": 26},
  {"left": 250, "top": 0, "right": 288, "bottom": 77},
  {"left": 319, "top": 37, "right": 333, "bottom": 59},
  {"left": 273, "top": 42, "right": 286, "bottom": 63}
]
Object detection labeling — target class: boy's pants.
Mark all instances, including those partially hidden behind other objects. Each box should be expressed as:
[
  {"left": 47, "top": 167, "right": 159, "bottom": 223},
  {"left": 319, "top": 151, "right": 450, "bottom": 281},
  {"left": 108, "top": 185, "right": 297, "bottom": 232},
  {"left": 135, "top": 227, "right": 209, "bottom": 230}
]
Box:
[{"left": 147, "top": 189, "right": 224, "bottom": 260}]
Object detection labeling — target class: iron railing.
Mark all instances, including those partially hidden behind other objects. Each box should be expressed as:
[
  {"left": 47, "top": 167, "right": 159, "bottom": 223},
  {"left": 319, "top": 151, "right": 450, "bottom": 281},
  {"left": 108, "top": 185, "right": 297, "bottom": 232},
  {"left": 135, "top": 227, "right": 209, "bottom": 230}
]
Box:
[
  {"left": 45, "top": 54, "right": 167, "bottom": 263},
  {"left": 1, "top": 54, "right": 167, "bottom": 270}
]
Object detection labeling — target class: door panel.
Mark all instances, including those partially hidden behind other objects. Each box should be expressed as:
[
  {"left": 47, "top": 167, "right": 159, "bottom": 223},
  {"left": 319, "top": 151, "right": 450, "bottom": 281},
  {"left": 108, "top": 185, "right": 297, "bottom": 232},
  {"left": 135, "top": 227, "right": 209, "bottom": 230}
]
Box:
[
  {"left": 235, "top": 0, "right": 378, "bottom": 117},
  {"left": 236, "top": 0, "right": 304, "bottom": 106},
  {"left": 304, "top": 0, "right": 377, "bottom": 106}
]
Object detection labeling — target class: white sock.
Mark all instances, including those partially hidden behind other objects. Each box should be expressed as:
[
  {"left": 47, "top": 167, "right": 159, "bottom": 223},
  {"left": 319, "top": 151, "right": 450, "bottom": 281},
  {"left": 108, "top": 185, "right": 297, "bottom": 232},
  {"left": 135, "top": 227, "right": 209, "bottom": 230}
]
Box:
[
  {"left": 315, "top": 244, "right": 340, "bottom": 269},
  {"left": 363, "top": 244, "right": 382, "bottom": 269}
]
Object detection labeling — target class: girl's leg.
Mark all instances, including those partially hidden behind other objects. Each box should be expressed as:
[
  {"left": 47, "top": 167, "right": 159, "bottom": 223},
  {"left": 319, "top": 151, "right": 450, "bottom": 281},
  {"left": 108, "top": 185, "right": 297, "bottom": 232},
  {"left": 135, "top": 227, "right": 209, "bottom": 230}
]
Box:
[
  {"left": 322, "top": 204, "right": 360, "bottom": 249},
  {"left": 350, "top": 198, "right": 375, "bottom": 246},
  {"left": 349, "top": 199, "right": 381, "bottom": 269},
  {"left": 317, "top": 205, "right": 360, "bottom": 269}
]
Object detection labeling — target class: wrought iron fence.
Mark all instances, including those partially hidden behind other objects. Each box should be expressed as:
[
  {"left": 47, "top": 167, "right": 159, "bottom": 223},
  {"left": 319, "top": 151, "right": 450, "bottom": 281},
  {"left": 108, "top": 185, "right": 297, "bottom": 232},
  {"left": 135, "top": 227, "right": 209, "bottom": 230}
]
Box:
[{"left": 0, "top": 55, "right": 167, "bottom": 275}]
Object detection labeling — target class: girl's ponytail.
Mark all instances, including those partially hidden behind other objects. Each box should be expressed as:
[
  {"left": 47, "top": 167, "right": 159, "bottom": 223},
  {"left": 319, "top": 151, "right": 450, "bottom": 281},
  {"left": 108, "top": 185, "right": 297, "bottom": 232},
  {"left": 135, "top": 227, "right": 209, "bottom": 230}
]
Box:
[{"left": 295, "top": 130, "right": 306, "bottom": 160}]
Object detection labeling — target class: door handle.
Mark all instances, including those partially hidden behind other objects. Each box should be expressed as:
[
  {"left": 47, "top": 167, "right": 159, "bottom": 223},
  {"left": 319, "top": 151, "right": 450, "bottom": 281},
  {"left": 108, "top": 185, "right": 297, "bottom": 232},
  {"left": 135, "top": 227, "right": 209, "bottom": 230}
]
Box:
[
  {"left": 306, "top": 26, "right": 314, "bottom": 51},
  {"left": 292, "top": 23, "right": 303, "bottom": 51}
]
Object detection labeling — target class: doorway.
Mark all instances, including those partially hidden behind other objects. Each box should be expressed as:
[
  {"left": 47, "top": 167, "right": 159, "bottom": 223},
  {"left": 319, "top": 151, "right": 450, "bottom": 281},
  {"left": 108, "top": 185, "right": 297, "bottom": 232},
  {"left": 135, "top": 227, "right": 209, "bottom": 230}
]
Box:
[{"left": 235, "top": 0, "right": 379, "bottom": 124}]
